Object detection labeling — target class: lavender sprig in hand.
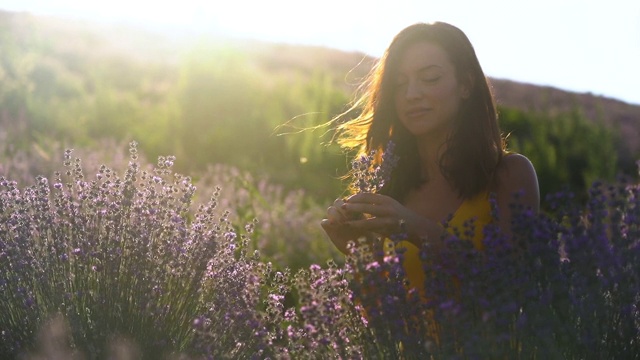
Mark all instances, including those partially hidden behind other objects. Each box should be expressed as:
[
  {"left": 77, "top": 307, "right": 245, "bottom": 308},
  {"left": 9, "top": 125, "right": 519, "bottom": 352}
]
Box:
[{"left": 351, "top": 140, "right": 399, "bottom": 194}]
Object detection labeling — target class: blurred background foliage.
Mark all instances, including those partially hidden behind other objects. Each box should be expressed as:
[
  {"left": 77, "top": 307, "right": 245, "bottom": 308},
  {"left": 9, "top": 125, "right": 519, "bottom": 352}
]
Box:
[{"left": 0, "top": 11, "right": 636, "bottom": 207}]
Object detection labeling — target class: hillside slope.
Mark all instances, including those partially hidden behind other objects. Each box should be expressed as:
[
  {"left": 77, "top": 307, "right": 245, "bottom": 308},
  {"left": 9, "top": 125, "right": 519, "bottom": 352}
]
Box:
[{"left": 491, "top": 79, "right": 640, "bottom": 158}]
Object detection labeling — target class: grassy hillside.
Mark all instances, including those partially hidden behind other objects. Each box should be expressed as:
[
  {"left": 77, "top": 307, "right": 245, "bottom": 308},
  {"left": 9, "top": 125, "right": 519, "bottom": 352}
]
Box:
[{"left": 491, "top": 79, "right": 640, "bottom": 172}]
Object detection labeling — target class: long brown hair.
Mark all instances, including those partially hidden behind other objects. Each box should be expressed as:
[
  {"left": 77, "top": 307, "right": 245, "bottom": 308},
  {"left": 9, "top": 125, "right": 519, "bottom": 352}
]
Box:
[{"left": 336, "top": 22, "right": 505, "bottom": 201}]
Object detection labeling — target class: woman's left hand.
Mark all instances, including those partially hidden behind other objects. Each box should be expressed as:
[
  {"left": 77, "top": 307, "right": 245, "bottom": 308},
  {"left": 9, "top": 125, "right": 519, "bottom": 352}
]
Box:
[{"left": 341, "top": 193, "right": 414, "bottom": 237}]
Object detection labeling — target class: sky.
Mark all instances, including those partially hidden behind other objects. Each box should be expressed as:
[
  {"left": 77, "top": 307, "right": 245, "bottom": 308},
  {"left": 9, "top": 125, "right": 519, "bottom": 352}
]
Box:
[{"left": 2, "top": 0, "right": 640, "bottom": 105}]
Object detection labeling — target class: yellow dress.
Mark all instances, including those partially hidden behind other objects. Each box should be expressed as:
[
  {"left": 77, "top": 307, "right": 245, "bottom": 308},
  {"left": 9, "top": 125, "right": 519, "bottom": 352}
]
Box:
[{"left": 387, "top": 190, "right": 493, "bottom": 292}]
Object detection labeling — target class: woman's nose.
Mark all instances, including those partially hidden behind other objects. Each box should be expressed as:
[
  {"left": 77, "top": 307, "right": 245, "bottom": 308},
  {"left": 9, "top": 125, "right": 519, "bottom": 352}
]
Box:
[{"left": 405, "top": 80, "right": 423, "bottom": 100}]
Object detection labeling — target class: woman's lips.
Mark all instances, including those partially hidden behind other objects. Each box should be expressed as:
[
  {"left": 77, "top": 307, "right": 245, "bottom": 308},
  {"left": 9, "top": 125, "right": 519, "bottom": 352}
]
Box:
[{"left": 406, "top": 107, "right": 432, "bottom": 118}]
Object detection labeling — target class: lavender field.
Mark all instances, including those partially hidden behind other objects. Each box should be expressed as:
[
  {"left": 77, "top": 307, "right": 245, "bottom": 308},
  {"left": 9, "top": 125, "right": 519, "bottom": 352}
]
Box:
[
  {"left": 1, "top": 11, "right": 639, "bottom": 358},
  {"left": 1, "top": 141, "right": 638, "bottom": 359}
]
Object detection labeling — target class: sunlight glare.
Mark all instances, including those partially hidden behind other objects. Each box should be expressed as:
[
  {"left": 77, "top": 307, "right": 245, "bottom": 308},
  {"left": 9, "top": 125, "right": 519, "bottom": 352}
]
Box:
[{"left": 30, "top": 0, "right": 370, "bottom": 45}]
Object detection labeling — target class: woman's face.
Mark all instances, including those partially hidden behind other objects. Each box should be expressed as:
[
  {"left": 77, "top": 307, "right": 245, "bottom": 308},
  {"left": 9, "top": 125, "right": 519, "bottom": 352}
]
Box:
[{"left": 394, "top": 41, "right": 467, "bottom": 140}]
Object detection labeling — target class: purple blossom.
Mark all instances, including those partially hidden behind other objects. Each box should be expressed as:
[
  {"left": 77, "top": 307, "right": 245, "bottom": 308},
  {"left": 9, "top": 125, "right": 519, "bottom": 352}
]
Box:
[{"left": 351, "top": 140, "right": 399, "bottom": 194}]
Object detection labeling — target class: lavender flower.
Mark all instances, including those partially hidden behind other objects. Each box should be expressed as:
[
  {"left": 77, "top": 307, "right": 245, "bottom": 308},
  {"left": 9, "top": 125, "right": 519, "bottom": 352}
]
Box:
[{"left": 351, "top": 140, "right": 399, "bottom": 194}]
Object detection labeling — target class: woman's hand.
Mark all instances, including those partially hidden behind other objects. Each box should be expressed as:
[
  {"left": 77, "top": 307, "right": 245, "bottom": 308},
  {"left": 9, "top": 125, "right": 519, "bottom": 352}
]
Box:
[
  {"left": 339, "top": 193, "right": 413, "bottom": 238},
  {"left": 342, "top": 193, "right": 447, "bottom": 250},
  {"left": 320, "top": 198, "right": 368, "bottom": 255},
  {"left": 322, "top": 193, "right": 444, "bottom": 253}
]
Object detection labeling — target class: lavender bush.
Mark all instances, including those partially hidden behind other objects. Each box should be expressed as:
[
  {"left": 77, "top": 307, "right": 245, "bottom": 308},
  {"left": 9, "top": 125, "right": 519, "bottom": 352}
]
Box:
[
  {"left": 1, "top": 142, "right": 227, "bottom": 357},
  {"left": 1, "top": 141, "right": 638, "bottom": 359}
]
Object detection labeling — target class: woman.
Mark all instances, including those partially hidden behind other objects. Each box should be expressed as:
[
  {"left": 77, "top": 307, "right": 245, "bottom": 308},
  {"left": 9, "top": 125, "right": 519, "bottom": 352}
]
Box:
[{"left": 321, "top": 22, "right": 539, "bottom": 289}]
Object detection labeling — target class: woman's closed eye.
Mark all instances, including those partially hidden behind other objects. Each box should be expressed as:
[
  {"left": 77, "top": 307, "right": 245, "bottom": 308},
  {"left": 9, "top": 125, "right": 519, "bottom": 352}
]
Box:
[
  {"left": 421, "top": 76, "right": 440, "bottom": 84},
  {"left": 396, "top": 75, "right": 440, "bottom": 89}
]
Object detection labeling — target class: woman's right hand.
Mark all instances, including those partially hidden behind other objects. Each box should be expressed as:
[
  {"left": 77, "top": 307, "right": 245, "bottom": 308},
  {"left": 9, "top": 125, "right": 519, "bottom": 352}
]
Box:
[{"left": 320, "top": 198, "right": 367, "bottom": 255}]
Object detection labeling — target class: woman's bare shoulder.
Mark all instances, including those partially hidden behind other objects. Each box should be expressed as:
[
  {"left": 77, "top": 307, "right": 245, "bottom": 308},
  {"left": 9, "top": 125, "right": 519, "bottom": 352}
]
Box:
[
  {"left": 497, "top": 153, "right": 536, "bottom": 176},
  {"left": 495, "top": 152, "right": 540, "bottom": 210}
]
